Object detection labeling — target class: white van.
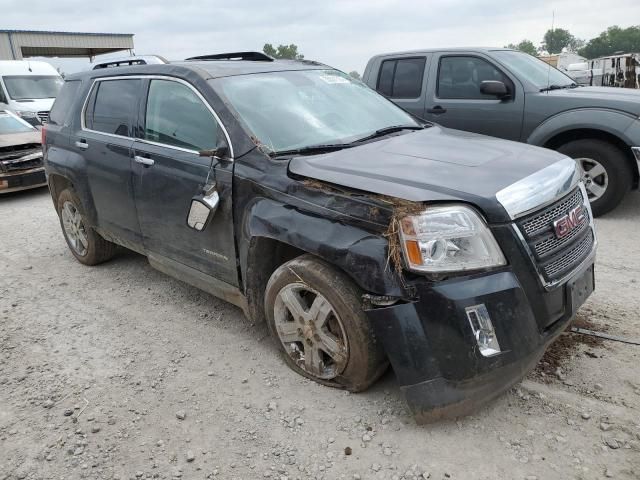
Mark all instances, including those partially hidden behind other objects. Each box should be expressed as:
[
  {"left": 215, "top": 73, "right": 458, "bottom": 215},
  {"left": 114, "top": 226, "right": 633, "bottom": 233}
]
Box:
[{"left": 0, "top": 60, "right": 63, "bottom": 126}]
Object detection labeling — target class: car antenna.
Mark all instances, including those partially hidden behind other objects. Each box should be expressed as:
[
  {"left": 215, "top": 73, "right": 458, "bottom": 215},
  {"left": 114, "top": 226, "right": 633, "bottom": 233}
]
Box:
[{"left": 545, "top": 10, "right": 554, "bottom": 94}]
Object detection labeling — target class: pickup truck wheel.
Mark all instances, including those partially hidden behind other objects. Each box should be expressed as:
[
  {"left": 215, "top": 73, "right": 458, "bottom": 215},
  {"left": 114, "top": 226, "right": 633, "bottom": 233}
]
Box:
[
  {"left": 557, "top": 139, "right": 631, "bottom": 216},
  {"left": 264, "top": 254, "right": 387, "bottom": 392},
  {"left": 57, "top": 188, "right": 116, "bottom": 265}
]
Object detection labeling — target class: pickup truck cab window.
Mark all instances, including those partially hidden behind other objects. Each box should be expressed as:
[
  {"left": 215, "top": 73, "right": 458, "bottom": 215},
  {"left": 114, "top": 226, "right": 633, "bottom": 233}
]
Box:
[
  {"left": 437, "top": 56, "right": 511, "bottom": 100},
  {"left": 144, "top": 79, "right": 218, "bottom": 151},
  {"left": 85, "top": 79, "right": 140, "bottom": 136},
  {"left": 377, "top": 57, "right": 426, "bottom": 99}
]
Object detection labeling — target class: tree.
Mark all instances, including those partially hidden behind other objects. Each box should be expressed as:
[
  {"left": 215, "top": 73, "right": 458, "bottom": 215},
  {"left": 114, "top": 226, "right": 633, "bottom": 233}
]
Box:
[
  {"left": 263, "top": 43, "right": 304, "bottom": 60},
  {"left": 504, "top": 40, "right": 538, "bottom": 56},
  {"left": 542, "top": 28, "right": 583, "bottom": 54},
  {"left": 579, "top": 25, "right": 640, "bottom": 59},
  {"left": 348, "top": 71, "right": 361, "bottom": 80}
]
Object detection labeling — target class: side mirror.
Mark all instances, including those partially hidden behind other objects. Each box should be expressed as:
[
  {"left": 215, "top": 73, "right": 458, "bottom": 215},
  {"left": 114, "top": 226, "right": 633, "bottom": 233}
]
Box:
[
  {"left": 187, "top": 188, "right": 220, "bottom": 231},
  {"left": 480, "top": 80, "right": 510, "bottom": 99}
]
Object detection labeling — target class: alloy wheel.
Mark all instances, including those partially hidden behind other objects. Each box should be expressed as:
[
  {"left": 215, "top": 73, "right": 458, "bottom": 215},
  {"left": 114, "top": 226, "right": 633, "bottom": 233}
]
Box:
[
  {"left": 61, "top": 201, "right": 89, "bottom": 256},
  {"left": 576, "top": 157, "right": 608, "bottom": 202},
  {"left": 273, "top": 283, "right": 349, "bottom": 380}
]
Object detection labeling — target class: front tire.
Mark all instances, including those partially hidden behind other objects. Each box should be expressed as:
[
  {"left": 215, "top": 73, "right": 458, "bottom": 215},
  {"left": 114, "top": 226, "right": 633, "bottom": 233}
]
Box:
[
  {"left": 558, "top": 139, "right": 632, "bottom": 216},
  {"left": 264, "top": 254, "right": 388, "bottom": 392},
  {"left": 57, "top": 188, "right": 116, "bottom": 265}
]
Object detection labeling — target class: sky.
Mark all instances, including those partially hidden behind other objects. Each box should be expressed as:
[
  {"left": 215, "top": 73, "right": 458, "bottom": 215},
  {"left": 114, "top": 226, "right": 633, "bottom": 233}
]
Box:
[{"left": 2, "top": 0, "right": 639, "bottom": 74}]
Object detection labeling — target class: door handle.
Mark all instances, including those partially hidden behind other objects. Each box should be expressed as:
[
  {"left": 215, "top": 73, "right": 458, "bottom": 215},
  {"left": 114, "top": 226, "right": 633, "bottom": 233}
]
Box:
[
  {"left": 427, "top": 105, "right": 447, "bottom": 114},
  {"left": 134, "top": 155, "right": 155, "bottom": 166},
  {"left": 75, "top": 140, "right": 89, "bottom": 150}
]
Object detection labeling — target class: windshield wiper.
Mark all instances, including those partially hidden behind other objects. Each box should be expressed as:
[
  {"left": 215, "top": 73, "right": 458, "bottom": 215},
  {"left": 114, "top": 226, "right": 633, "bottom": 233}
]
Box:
[
  {"left": 540, "top": 83, "right": 577, "bottom": 92},
  {"left": 351, "top": 125, "right": 424, "bottom": 144},
  {"left": 270, "top": 143, "right": 353, "bottom": 158}
]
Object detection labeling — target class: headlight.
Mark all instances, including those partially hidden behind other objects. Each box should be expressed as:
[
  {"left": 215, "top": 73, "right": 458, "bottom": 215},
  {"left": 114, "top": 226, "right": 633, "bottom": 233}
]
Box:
[
  {"left": 15, "top": 110, "right": 38, "bottom": 119},
  {"left": 399, "top": 205, "right": 506, "bottom": 273}
]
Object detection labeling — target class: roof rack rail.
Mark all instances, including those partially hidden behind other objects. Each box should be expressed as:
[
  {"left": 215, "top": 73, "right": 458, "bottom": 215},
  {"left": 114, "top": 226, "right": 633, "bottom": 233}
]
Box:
[
  {"left": 92, "top": 55, "right": 169, "bottom": 70},
  {"left": 185, "top": 51, "right": 274, "bottom": 62}
]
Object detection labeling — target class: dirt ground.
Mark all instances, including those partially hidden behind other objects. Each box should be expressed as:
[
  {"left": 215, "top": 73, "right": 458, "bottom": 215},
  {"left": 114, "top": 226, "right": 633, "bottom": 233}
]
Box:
[{"left": 1, "top": 187, "right": 639, "bottom": 480}]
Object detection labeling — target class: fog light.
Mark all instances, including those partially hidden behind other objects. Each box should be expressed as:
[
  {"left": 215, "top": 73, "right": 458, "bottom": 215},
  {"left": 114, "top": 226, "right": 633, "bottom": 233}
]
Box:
[{"left": 465, "top": 304, "right": 501, "bottom": 357}]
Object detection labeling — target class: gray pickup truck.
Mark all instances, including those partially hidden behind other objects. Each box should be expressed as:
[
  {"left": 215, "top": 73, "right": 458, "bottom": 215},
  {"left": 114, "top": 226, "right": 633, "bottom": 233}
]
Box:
[{"left": 363, "top": 48, "right": 640, "bottom": 216}]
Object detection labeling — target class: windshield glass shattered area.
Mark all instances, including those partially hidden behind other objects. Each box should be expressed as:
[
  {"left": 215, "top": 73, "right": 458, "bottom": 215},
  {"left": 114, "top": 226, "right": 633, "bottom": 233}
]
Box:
[
  {"left": 493, "top": 50, "right": 576, "bottom": 89},
  {"left": 3, "top": 75, "right": 64, "bottom": 100},
  {"left": 213, "top": 69, "right": 419, "bottom": 152},
  {"left": 0, "top": 112, "right": 35, "bottom": 134}
]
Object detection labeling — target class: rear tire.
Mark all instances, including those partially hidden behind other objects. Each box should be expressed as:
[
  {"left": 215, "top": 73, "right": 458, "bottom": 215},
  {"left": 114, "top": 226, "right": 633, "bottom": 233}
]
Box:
[
  {"left": 557, "top": 139, "right": 632, "bottom": 216},
  {"left": 57, "top": 188, "right": 117, "bottom": 265},
  {"left": 264, "top": 254, "right": 388, "bottom": 392}
]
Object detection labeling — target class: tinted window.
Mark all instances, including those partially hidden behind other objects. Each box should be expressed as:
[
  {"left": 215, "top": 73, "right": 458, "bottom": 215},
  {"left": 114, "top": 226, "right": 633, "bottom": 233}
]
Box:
[
  {"left": 376, "top": 57, "right": 426, "bottom": 98},
  {"left": 144, "top": 80, "right": 218, "bottom": 151},
  {"left": 88, "top": 79, "right": 140, "bottom": 136},
  {"left": 377, "top": 60, "right": 395, "bottom": 96},
  {"left": 438, "top": 56, "right": 510, "bottom": 99},
  {"left": 49, "top": 80, "right": 80, "bottom": 126}
]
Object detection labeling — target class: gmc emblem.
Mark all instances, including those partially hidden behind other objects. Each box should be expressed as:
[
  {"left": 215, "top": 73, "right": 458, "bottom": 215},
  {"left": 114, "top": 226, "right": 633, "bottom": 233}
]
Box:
[{"left": 553, "top": 205, "right": 586, "bottom": 239}]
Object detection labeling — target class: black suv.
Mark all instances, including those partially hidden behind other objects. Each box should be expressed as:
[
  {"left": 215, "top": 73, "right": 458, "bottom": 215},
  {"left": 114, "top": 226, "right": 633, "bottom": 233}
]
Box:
[{"left": 43, "top": 52, "right": 596, "bottom": 422}]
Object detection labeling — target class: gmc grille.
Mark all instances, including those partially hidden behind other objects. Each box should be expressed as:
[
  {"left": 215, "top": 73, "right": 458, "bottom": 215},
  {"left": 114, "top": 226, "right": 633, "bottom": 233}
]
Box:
[
  {"left": 516, "top": 187, "right": 594, "bottom": 284},
  {"left": 0, "top": 144, "right": 43, "bottom": 172}
]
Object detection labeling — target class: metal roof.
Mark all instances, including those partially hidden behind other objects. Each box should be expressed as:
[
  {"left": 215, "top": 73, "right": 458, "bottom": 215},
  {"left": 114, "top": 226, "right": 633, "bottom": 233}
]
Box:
[
  {"left": 176, "top": 59, "right": 328, "bottom": 78},
  {"left": 67, "top": 58, "right": 329, "bottom": 81},
  {"left": 0, "top": 30, "right": 134, "bottom": 60},
  {"left": 0, "top": 29, "right": 133, "bottom": 36}
]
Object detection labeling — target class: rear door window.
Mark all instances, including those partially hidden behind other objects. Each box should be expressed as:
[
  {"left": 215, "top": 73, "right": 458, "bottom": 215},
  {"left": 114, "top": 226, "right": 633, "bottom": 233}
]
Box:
[
  {"left": 49, "top": 80, "right": 80, "bottom": 126},
  {"left": 377, "top": 60, "right": 395, "bottom": 97},
  {"left": 143, "top": 79, "right": 218, "bottom": 151},
  {"left": 376, "top": 57, "right": 426, "bottom": 99},
  {"left": 86, "top": 79, "right": 140, "bottom": 136}
]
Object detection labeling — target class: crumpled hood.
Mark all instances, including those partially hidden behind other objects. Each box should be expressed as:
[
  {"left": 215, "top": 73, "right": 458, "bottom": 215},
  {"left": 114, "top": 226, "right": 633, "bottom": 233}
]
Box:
[
  {"left": 288, "top": 126, "right": 569, "bottom": 223},
  {"left": 0, "top": 131, "right": 40, "bottom": 148},
  {"left": 543, "top": 86, "right": 640, "bottom": 116}
]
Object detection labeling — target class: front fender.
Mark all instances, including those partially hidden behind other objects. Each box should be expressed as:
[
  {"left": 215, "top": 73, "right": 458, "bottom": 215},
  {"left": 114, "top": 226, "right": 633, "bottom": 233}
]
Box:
[
  {"left": 526, "top": 108, "right": 638, "bottom": 147},
  {"left": 241, "top": 197, "right": 404, "bottom": 297}
]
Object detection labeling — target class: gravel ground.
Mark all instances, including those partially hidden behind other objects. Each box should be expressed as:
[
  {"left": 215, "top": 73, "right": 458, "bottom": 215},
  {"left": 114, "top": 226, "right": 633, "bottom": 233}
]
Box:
[{"left": 1, "top": 187, "right": 639, "bottom": 480}]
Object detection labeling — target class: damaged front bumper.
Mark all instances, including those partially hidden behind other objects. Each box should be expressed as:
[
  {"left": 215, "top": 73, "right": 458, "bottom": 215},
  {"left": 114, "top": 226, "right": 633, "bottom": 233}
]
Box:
[
  {"left": 366, "top": 259, "right": 594, "bottom": 423},
  {"left": 0, "top": 167, "right": 47, "bottom": 194}
]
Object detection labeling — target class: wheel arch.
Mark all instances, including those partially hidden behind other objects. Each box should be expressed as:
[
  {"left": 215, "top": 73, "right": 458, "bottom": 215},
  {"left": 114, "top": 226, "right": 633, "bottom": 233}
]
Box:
[
  {"left": 240, "top": 199, "right": 404, "bottom": 323},
  {"left": 47, "top": 173, "right": 73, "bottom": 211},
  {"left": 46, "top": 171, "right": 99, "bottom": 225},
  {"left": 543, "top": 128, "right": 639, "bottom": 188},
  {"left": 526, "top": 109, "right": 639, "bottom": 189}
]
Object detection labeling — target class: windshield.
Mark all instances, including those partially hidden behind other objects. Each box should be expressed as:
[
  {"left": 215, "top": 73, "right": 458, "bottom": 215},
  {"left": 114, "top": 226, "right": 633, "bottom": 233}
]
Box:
[
  {"left": 213, "top": 69, "right": 419, "bottom": 152},
  {"left": 493, "top": 50, "right": 576, "bottom": 89},
  {"left": 0, "top": 112, "right": 35, "bottom": 134},
  {"left": 3, "top": 75, "right": 63, "bottom": 100}
]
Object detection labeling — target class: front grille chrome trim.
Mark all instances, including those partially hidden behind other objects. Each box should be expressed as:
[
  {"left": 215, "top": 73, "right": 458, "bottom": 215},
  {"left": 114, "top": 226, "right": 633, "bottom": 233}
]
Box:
[
  {"left": 513, "top": 182, "right": 597, "bottom": 290},
  {"left": 496, "top": 157, "right": 580, "bottom": 220}
]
